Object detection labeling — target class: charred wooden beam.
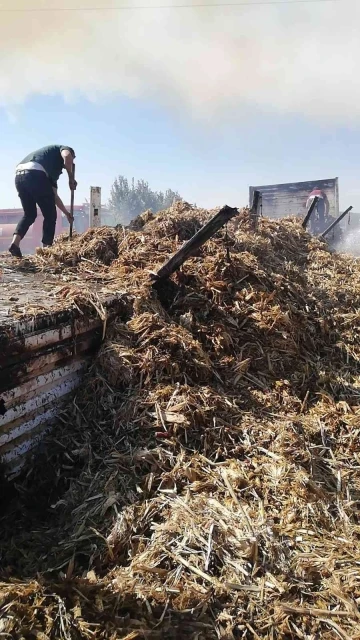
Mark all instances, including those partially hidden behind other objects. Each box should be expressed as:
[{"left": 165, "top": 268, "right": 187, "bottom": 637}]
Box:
[
  {"left": 302, "top": 196, "right": 319, "bottom": 230},
  {"left": 154, "top": 205, "right": 239, "bottom": 281},
  {"left": 250, "top": 190, "right": 261, "bottom": 231},
  {"left": 321, "top": 206, "right": 353, "bottom": 239}
]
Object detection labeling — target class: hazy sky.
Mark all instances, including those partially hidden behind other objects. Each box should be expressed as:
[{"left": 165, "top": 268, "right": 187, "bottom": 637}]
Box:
[{"left": 0, "top": 0, "right": 360, "bottom": 211}]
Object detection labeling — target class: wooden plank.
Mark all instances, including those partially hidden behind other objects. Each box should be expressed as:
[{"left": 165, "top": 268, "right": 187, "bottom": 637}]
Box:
[
  {"left": 250, "top": 190, "right": 260, "bottom": 231},
  {"left": 321, "top": 206, "right": 353, "bottom": 239},
  {"left": 302, "top": 196, "right": 319, "bottom": 229},
  {"left": 154, "top": 205, "right": 239, "bottom": 280}
]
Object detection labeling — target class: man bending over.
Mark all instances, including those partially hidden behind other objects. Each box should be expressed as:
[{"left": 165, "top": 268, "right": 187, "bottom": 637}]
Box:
[{"left": 9, "top": 145, "right": 77, "bottom": 258}]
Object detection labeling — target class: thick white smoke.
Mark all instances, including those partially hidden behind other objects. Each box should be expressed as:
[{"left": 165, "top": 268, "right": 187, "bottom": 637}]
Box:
[{"left": 0, "top": 0, "right": 358, "bottom": 123}]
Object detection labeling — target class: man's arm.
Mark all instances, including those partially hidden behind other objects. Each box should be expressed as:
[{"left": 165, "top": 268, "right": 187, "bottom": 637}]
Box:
[
  {"left": 53, "top": 187, "right": 73, "bottom": 223},
  {"left": 61, "top": 149, "right": 77, "bottom": 191}
]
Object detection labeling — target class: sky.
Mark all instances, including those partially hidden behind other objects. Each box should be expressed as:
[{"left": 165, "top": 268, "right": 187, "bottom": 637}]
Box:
[{"left": 1, "top": 0, "right": 360, "bottom": 211}]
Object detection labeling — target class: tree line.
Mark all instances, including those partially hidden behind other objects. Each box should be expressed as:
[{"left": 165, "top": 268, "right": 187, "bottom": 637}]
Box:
[{"left": 108, "top": 176, "right": 182, "bottom": 225}]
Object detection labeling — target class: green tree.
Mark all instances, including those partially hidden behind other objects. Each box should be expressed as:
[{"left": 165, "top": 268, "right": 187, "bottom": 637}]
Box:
[{"left": 108, "top": 176, "right": 181, "bottom": 225}]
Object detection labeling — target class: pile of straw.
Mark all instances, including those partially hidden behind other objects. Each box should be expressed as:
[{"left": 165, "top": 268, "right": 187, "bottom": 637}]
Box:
[
  {"left": 1, "top": 203, "right": 360, "bottom": 639},
  {"left": 38, "top": 226, "right": 121, "bottom": 268}
]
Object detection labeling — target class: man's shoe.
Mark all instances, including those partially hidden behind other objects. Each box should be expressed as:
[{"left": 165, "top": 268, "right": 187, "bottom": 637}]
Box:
[{"left": 8, "top": 244, "right": 22, "bottom": 259}]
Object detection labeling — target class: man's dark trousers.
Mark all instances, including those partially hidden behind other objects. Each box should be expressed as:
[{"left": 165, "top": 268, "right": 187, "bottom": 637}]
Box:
[{"left": 15, "top": 170, "right": 57, "bottom": 246}]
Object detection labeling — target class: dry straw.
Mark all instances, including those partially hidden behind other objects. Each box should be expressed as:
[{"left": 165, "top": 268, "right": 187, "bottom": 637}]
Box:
[{"left": 1, "top": 202, "right": 360, "bottom": 639}]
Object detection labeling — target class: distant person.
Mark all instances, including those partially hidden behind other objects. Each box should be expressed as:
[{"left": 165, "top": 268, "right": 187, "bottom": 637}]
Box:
[
  {"left": 9, "top": 145, "right": 77, "bottom": 258},
  {"left": 306, "top": 187, "right": 330, "bottom": 233}
]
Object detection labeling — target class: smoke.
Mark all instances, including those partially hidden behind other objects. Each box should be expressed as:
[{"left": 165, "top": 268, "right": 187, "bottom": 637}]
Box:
[
  {"left": 335, "top": 226, "right": 360, "bottom": 257},
  {"left": 0, "top": 0, "right": 360, "bottom": 123}
]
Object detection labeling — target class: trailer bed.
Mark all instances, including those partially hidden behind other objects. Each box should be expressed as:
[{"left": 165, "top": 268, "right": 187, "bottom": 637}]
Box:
[{"left": 0, "top": 256, "right": 127, "bottom": 479}]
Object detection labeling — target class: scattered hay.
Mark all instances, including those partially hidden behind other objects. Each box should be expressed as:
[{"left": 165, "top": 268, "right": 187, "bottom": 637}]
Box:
[
  {"left": 127, "top": 208, "right": 156, "bottom": 230},
  {"left": 143, "top": 201, "right": 216, "bottom": 240},
  {"left": 37, "top": 226, "right": 121, "bottom": 268},
  {"left": 1, "top": 203, "right": 360, "bottom": 639}
]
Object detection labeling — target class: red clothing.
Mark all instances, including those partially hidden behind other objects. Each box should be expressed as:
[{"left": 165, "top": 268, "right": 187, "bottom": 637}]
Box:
[
  {"left": 306, "top": 189, "right": 329, "bottom": 217},
  {"left": 308, "top": 188, "right": 324, "bottom": 199}
]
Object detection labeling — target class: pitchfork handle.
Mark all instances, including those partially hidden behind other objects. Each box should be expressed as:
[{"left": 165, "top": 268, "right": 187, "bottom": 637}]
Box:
[{"left": 69, "top": 163, "right": 75, "bottom": 239}]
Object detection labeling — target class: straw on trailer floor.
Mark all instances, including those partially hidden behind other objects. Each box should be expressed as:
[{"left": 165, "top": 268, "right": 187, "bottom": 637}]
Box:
[{"left": 0, "top": 202, "right": 360, "bottom": 639}]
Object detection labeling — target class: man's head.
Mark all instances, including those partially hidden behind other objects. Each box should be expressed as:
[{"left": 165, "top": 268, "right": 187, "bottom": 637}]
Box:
[{"left": 68, "top": 147, "right": 76, "bottom": 159}]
